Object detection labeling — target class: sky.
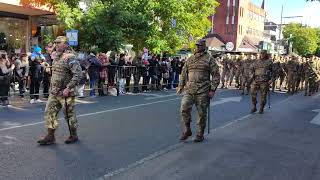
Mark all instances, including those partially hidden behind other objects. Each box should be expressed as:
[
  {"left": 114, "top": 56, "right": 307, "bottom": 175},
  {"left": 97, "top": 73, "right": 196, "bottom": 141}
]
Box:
[{"left": 251, "top": 0, "right": 320, "bottom": 27}]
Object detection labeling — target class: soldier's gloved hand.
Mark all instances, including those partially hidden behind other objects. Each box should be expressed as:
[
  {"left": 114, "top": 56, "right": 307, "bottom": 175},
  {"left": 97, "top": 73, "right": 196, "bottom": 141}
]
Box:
[
  {"left": 176, "top": 87, "right": 183, "bottom": 95},
  {"left": 208, "top": 91, "right": 215, "bottom": 98},
  {"left": 63, "top": 88, "right": 71, "bottom": 97}
]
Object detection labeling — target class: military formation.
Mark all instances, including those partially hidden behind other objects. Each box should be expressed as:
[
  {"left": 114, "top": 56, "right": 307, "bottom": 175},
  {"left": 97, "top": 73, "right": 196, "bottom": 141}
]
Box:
[{"left": 218, "top": 52, "right": 320, "bottom": 97}]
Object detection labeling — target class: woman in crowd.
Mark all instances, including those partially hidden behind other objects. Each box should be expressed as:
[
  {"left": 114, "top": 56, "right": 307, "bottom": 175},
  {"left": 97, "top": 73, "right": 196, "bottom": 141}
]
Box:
[
  {"left": 118, "top": 53, "right": 126, "bottom": 95},
  {"left": 29, "top": 46, "right": 45, "bottom": 104},
  {"left": 0, "top": 53, "right": 15, "bottom": 106}
]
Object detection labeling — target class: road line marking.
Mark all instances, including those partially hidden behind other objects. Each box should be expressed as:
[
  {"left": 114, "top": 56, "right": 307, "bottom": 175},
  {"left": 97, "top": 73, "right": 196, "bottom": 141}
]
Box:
[
  {"left": 145, "top": 93, "right": 178, "bottom": 100},
  {"left": 75, "top": 99, "right": 95, "bottom": 104},
  {"left": 0, "top": 105, "right": 27, "bottom": 111},
  {"left": 0, "top": 98, "right": 181, "bottom": 132}
]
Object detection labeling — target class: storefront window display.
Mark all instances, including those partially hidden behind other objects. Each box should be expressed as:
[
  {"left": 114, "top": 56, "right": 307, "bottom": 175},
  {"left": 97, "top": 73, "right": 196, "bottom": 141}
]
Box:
[{"left": 0, "top": 17, "right": 27, "bottom": 53}]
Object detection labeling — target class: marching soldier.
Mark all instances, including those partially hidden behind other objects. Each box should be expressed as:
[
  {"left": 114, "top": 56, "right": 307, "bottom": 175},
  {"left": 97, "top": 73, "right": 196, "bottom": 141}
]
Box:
[
  {"left": 220, "top": 53, "right": 231, "bottom": 88},
  {"left": 37, "top": 36, "right": 82, "bottom": 145},
  {"left": 249, "top": 51, "right": 273, "bottom": 114},
  {"left": 177, "top": 39, "right": 220, "bottom": 142},
  {"left": 241, "top": 54, "right": 253, "bottom": 95}
]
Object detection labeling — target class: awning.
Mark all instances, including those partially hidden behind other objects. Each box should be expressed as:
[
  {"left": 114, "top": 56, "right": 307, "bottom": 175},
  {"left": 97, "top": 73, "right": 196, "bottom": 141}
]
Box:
[{"left": 0, "top": 1, "right": 54, "bottom": 16}]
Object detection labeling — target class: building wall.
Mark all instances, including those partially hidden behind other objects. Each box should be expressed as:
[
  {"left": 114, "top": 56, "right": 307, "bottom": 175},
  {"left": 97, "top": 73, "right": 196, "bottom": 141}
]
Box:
[
  {"left": 212, "top": 0, "right": 266, "bottom": 51},
  {"left": 212, "top": 0, "right": 239, "bottom": 51}
]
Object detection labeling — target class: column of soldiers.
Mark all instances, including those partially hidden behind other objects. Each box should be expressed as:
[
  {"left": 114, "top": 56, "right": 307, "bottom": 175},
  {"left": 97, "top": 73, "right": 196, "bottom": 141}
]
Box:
[{"left": 218, "top": 53, "right": 320, "bottom": 97}]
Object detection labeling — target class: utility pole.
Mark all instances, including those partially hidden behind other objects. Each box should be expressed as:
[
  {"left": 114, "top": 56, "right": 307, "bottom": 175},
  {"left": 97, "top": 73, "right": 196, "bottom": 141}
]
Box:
[{"left": 278, "top": 4, "right": 283, "bottom": 54}]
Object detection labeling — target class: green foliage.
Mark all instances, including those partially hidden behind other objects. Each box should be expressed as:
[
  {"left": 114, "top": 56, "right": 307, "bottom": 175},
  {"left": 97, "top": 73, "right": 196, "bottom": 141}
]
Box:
[
  {"left": 21, "top": 0, "right": 219, "bottom": 53},
  {"left": 283, "top": 23, "right": 319, "bottom": 56}
]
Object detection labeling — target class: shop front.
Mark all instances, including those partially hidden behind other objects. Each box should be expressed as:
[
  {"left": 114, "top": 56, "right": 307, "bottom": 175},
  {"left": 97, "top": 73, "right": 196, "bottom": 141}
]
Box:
[{"left": 0, "top": 0, "right": 56, "bottom": 54}]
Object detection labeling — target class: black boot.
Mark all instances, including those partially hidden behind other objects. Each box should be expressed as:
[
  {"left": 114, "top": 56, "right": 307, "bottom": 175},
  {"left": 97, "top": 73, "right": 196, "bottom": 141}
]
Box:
[
  {"left": 179, "top": 123, "right": 192, "bottom": 141},
  {"left": 37, "top": 128, "right": 56, "bottom": 145},
  {"left": 65, "top": 128, "right": 79, "bottom": 144},
  {"left": 193, "top": 128, "right": 205, "bottom": 143}
]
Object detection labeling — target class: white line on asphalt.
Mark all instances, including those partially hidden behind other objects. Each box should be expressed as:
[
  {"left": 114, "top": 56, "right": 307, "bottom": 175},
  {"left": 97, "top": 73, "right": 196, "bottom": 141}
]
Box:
[
  {"left": 75, "top": 99, "right": 95, "bottom": 104},
  {"left": 0, "top": 97, "right": 181, "bottom": 132},
  {"left": 145, "top": 93, "right": 178, "bottom": 100},
  {"left": 0, "top": 105, "right": 27, "bottom": 111}
]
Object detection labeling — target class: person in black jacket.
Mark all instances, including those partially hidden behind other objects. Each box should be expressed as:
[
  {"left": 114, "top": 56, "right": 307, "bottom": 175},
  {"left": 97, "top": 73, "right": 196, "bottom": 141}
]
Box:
[
  {"left": 0, "top": 53, "right": 15, "bottom": 106},
  {"left": 29, "top": 46, "right": 45, "bottom": 104}
]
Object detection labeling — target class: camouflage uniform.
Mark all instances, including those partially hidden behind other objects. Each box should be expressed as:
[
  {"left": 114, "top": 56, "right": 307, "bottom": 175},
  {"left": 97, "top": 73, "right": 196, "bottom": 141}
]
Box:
[
  {"left": 220, "top": 54, "right": 231, "bottom": 88},
  {"left": 249, "top": 54, "right": 273, "bottom": 114},
  {"left": 286, "top": 57, "right": 299, "bottom": 94},
  {"left": 241, "top": 55, "right": 253, "bottom": 95},
  {"left": 179, "top": 50, "right": 220, "bottom": 141},
  {"left": 38, "top": 36, "right": 82, "bottom": 145}
]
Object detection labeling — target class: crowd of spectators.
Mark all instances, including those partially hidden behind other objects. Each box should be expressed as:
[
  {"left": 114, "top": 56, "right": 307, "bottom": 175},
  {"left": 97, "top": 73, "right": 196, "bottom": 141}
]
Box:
[{"left": 0, "top": 47, "right": 186, "bottom": 106}]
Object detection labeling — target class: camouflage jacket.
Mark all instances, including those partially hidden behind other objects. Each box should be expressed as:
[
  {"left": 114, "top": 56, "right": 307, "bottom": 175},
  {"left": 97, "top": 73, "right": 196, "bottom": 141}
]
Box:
[
  {"left": 179, "top": 52, "right": 220, "bottom": 95},
  {"left": 249, "top": 59, "right": 273, "bottom": 83},
  {"left": 50, "top": 52, "right": 82, "bottom": 96}
]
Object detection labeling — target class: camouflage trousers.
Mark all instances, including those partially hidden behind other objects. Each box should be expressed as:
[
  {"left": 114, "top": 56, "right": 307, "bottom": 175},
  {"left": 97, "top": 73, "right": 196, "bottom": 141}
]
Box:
[
  {"left": 241, "top": 76, "right": 251, "bottom": 94},
  {"left": 44, "top": 95, "right": 78, "bottom": 130},
  {"left": 180, "top": 93, "right": 209, "bottom": 133},
  {"left": 251, "top": 82, "right": 269, "bottom": 109},
  {"left": 220, "top": 69, "right": 230, "bottom": 87},
  {"left": 287, "top": 72, "right": 297, "bottom": 93}
]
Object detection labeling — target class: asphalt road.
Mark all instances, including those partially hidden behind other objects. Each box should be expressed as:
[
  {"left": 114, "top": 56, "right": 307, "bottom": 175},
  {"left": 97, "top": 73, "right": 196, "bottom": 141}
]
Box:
[{"left": 0, "top": 88, "right": 294, "bottom": 180}]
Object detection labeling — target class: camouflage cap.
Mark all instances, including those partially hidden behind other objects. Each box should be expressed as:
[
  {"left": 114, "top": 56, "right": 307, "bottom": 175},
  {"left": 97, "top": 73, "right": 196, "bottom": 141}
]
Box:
[{"left": 54, "top": 36, "right": 68, "bottom": 43}]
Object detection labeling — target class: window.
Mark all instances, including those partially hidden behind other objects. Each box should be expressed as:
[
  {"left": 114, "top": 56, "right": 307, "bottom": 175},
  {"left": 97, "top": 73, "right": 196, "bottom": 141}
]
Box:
[
  {"left": 226, "top": 16, "right": 229, "bottom": 25},
  {"left": 232, "top": 16, "right": 235, "bottom": 24}
]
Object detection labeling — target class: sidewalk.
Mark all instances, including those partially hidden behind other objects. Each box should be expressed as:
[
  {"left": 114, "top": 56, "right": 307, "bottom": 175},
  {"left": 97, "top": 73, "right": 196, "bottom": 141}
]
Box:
[{"left": 102, "top": 93, "right": 320, "bottom": 180}]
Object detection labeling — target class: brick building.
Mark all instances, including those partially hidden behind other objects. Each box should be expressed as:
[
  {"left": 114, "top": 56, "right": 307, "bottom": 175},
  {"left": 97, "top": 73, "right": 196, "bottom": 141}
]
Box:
[{"left": 209, "top": 0, "right": 267, "bottom": 52}]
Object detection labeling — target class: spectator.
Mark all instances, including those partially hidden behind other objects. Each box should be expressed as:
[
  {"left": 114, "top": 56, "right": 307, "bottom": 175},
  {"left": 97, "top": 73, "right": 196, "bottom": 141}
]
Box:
[
  {"left": 87, "top": 52, "right": 102, "bottom": 97},
  {"left": 108, "top": 51, "right": 117, "bottom": 86},
  {"left": 0, "top": 53, "right": 14, "bottom": 106},
  {"left": 125, "top": 57, "right": 133, "bottom": 93},
  {"left": 171, "top": 57, "right": 179, "bottom": 88},
  {"left": 30, "top": 46, "right": 45, "bottom": 104},
  {"left": 14, "top": 54, "right": 29, "bottom": 98},
  {"left": 118, "top": 53, "right": 126, "bottom": 94},
  {"left": 160, "top": 57, "right": 170, "bottom": 91},
  {"left": 148, "top": 55, "right": 160, "bottom": 91},
  {"left": 77, "top": 58, "right": 90, "bottom": 98},
  {"left": 42, "top": 43, "right": 54, "bottom": 98},
  {"left": 132, "top": 52, "right": 143, "bottom": 93},
  {"left": 97, "top": 53, "right": 110, "bottom": 96}
]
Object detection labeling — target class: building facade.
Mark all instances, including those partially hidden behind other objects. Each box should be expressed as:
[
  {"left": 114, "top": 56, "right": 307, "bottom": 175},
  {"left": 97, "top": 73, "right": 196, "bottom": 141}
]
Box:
[
  {"left": 0, "top": 0, "right": 58, "bottom": 53},
  {"left": 210, "top": 0, "right": 267, "bottom": 53}
]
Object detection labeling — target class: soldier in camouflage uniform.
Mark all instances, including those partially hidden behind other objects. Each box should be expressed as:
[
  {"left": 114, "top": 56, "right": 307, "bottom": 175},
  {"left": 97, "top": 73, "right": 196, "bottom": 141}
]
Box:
[
  {"left": 177, "top": 39, "right": 220, "bottom": 142},
  {"left": 241, "top": 54, "right": 253, "bottom": 95},
  {"left": 37, "top": 36, "right": 82, "bottom": 145},
  {"left": 286, "top": 55, "right": 299, "bottom": 94},
  {"left": 220, "top": 53, "right": 231, "bottom": 88},
  {"left": 249, "top": 51, "right": 273, "bottom": 114},
  {"left": 228, "top": 55, "right": 237, "bottom": 87}
]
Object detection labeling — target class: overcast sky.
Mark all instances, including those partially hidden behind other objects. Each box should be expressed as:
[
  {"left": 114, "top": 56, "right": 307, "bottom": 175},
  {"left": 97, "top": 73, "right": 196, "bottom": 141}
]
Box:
[{"left": 251, "top": 0, "right": 320, "bottom": 27}]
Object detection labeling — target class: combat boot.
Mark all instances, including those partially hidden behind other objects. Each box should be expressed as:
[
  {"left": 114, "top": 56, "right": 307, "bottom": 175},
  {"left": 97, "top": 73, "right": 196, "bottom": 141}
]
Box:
[
  {"left": 65, "top": 128, "right": 79, "bottom": 144},
  {"left": 37, "top": 128, "right": 55, "bottom": 145},
  {"left": 179, "top": 123, "right": 192, "bottom": 141},
  {"left": 251, "top": 106, "right": 257, "bottom": 113},
  {"left": 259, "top": 105, "right": 265, "bottom": 114},
  {"left": 193, "top": 128, "right": 205, "bottom": 143}
]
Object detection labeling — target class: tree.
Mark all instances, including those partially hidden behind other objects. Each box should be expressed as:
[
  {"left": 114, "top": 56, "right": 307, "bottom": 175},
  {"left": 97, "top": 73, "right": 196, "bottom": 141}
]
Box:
[{"left": 283, "top": 23, "right": 319, "bottom": 55}]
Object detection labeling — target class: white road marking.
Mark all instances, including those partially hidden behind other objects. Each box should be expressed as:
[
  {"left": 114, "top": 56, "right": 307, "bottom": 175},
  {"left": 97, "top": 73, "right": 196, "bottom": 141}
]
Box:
[
  {"left": 310, "top": 109, "right": 320, "bottom": 126},
  {"left": 0, "top": 97, "right": 180, "bottom": 132},
  {"left": 211, "top": 96, "right": 242, "bottom": 107},
  {"left": 145, "top": 93, "right": 178, "bottom": 100},
  {"left": 0, "top": 105, "right": 27, "bottom": 111},
  {"left": 75, "top": 99, "right": 95, "bottom": 104}
]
